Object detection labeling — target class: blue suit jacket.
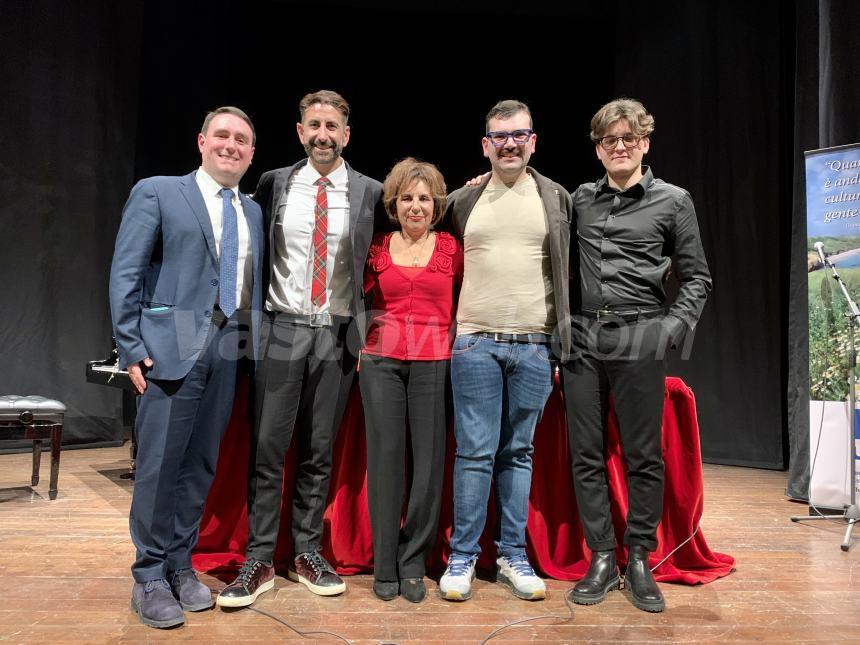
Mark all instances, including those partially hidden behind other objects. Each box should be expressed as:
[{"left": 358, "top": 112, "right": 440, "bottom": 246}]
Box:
[{"left": 109, "top": 171, "right": 264, "bottom": 380}]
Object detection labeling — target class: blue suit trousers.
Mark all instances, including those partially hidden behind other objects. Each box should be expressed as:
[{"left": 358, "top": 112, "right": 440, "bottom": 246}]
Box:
[{"left": 129, "top": 315, "right": 242, "bottom": 582}]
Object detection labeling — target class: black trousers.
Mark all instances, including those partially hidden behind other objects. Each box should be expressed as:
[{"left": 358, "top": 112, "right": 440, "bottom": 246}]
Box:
[
  {"left": 561, "top": 315, "right": 670, "bottom": 553},
  {"left": 245, "top": 313, "right": 357, "bottom": 560},
  {"left": 359, "top": 355, "right": 448, "bottom": 581}
]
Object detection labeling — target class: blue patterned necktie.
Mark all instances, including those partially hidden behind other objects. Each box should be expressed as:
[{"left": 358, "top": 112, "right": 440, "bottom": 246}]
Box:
[{"left": 219, "top": 188, "right": 238, "bottom": 318}]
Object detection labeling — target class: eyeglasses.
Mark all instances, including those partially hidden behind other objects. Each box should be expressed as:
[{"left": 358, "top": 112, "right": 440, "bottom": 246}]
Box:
[
  {"left": 485, "top": 129, "right": 534, "bottom": 147},
  {"left": 597, "top": 133, "right": 642, "bottom": 150}
]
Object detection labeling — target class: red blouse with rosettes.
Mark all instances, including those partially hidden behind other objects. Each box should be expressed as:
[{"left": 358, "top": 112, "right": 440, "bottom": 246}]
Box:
[{"left": 363, "top": 231, "right": 463, "bottom": 360}]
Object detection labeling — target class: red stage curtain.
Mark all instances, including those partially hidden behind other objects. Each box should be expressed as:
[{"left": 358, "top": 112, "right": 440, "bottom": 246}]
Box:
[{"left": 193, "top": 376, "right": 734, "bottom": 584}]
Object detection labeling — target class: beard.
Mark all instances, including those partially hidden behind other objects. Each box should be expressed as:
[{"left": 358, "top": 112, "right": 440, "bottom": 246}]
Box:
[{"left": 304, "top": 136, "right": 343, "bottom": 165}]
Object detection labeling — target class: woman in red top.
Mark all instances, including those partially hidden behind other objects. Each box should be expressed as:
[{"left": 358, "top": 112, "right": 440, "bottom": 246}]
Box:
[{"left": 361, "top": 158, "right": 462, "bottom": 603}]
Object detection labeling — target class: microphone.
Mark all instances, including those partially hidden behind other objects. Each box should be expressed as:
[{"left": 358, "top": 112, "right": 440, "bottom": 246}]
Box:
[{"left": 814, "top": 241, "right": 829, "bottom": 267}]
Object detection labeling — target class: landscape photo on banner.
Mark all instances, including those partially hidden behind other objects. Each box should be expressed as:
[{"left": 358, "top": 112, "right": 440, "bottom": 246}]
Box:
[{"left": 805, "top": 142, "right": 860, "bottom": 507}]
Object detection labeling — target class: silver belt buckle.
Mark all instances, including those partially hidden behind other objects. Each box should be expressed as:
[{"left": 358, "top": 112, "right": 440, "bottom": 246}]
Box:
[
  {"left": 595, "top": 309, "right": 611, "bottom": 322},
  {"left": 492, "top": 332, "right": 506, "bottom": 342},
  {"left": 309, "top": 312, "right": 332, "bottom": 327}
]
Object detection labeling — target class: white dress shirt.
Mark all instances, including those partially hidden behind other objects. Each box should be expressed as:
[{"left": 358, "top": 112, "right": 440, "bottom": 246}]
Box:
[
  {"left": 266, "top": 160, "right": 353, "bottom": 316},
  {"left": 195, "top": 168, "right": 253, "bottom": 310}
]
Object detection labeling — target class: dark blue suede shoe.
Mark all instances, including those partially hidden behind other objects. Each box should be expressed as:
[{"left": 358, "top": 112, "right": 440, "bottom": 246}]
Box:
[
  {"left": 169, "top": 569, "right": 214, "bottom": 611},
  {"left": 130, "top": 579, "right": 185, "bottom": 628}
]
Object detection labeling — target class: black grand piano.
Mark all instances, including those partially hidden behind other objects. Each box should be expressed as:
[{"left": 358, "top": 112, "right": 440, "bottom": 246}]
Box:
[{"left": 86, "top": 340, "right": 137, "bottom": 477}]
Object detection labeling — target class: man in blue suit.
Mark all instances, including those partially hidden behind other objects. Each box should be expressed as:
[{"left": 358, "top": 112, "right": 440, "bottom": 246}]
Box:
[{"left": 109, "top": 106, "right": 264, "bottom": 629}]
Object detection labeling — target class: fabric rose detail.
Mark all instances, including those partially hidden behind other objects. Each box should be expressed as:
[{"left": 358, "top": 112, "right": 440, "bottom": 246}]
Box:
[
  {"left": 367, "top": 239, "right": 391, "bottom": 273},
  {"left": 371, "top": 251, "right": 391, "bottom": 273},
  {"left": 430, "top": 253, "right": 453, "bottom": 273},
  {"left": 435, "top": 234, "right": 458, "bottom": 256},
  {"left": 428, "top": 232, "right": 456, "bottom": 273}
]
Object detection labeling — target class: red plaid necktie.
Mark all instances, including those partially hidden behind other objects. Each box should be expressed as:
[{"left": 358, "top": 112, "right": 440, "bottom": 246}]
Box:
[{"left": 311, "top": 176, "right": 331, "bottom": 307}]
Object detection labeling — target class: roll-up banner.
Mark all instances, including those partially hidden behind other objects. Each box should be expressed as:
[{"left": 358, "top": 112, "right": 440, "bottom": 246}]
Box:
[{"left": 806, "top": 143, "right": 860, "bottom": 508}]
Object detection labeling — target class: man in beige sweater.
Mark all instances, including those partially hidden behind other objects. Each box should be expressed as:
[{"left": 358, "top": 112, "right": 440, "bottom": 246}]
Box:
[{"left": 439, "top": 100, "right": 572, "bottom": 602}]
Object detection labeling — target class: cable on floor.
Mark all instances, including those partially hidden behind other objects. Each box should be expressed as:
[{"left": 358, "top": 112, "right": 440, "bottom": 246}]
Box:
[
  {"left": 246, "top": 605, "right": 352, "bottom": 644},
  {"left": 478, "top": 590, "right": 575, "bottom": 644},
  {"left": 242, "top": 523, "right": 705, "bottom": 642}
]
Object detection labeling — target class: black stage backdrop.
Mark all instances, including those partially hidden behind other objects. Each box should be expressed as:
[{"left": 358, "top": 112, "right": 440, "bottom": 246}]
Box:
[
  {"left": 2, "top": 0, "right": 859, "bottom": 487},
  {"left": 787, "top": 1, "right": 860, "bottom": 499},
  {"left": 0, "top": 1, "right": 143, "bottom": 450},
  {"left": 611, "top": 1, "right": 792, "bottom": 470}
]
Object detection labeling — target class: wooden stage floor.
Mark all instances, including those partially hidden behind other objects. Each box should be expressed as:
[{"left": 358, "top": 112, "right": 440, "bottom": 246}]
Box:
[{"left": 0, "top": 446, "right": 858, "bottom": 643}]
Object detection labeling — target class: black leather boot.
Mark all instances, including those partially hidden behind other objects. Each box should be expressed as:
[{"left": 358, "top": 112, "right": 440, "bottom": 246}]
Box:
[
  {"left": 624, "top": 545, "right": 665, "bottom": 612},
  {"left": 567, "top": 549, "right": 620, "bottom": 605}
]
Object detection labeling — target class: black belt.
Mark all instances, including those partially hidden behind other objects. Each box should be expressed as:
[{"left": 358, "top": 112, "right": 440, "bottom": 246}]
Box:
[
  {"left": 272, "top": 311, "right": 350, "bottom": 328},
  {"left": 476, "top": 332, "right": 551, "bottom": 344},
  {"left": 579, "top": 307, "right": 663, "bottom": 322}
]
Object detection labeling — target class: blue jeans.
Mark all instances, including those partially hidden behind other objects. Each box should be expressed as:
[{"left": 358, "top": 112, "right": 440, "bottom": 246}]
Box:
[{"left": 449, "top": 334, "right": 555, "bottom": 559}]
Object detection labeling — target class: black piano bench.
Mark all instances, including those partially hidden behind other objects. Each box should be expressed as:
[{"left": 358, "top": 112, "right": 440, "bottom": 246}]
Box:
[{"left": 0, "top": 395, "right": 66, "bottom": 500}]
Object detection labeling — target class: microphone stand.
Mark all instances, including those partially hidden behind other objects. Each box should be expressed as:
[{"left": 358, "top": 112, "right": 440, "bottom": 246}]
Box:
[{"left": 792, "top": 253, "right": 860, "bottom": 551}]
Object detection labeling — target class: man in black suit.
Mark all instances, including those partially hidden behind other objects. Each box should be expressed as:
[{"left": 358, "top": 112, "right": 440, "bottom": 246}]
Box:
[{"left": 218, "top": 90, "right": 383, "bottom": 608}]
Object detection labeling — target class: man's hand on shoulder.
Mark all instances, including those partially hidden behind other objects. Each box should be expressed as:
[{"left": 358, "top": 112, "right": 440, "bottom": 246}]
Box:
[
  {"left": 128, "top": 357, "right": 154, "bottom": 394},
  {"left": 464, "top": 172, "right": 490, "bottom": 187}
]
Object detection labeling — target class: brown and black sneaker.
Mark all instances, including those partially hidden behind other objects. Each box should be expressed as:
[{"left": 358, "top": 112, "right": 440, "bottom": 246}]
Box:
[
  {"left": 216, "top": 558, "right": 275, "bottom": 608},
  {"left": 288, "top": 548, "right": 346, "bottom": 596}
]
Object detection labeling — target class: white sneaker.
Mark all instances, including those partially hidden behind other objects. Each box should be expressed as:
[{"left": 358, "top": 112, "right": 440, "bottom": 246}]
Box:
[
  {"left": 439, "top": 554, "right": 476, "bottom": 601},
  {"left": 496, "top": 555, "right": 546, "bottom": 600}
]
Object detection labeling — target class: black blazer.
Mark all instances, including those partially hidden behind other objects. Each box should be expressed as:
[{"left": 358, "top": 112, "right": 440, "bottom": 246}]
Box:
[{"left": 252, "top": 158, "right": 385, "bottom": 323}]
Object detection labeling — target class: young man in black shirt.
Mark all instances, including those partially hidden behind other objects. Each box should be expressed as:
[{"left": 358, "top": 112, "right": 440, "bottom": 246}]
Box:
[{"left": 563, "top": 98, "right": 711, "bottom": 612}]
